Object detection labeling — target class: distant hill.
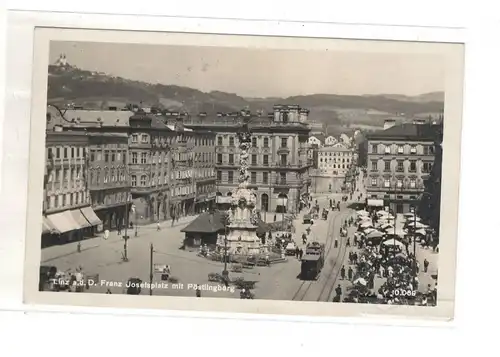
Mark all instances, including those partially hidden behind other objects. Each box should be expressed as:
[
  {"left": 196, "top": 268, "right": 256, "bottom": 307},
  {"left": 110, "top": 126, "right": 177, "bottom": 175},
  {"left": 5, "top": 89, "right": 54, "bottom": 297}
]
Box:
[{"left": 47, "top": 64, "right": 444, "bottom": 129}]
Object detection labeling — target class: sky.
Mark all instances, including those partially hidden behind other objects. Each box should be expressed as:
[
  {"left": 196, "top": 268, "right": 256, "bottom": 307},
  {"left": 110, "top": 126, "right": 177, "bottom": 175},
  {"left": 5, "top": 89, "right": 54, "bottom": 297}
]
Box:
[{"left": 49, "top": 41, "right": 445, "bottom": 98}]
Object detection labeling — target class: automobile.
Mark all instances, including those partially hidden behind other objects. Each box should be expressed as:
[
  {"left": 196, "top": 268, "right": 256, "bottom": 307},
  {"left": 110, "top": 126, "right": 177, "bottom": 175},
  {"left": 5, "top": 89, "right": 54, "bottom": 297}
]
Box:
[
  {"left": 303, "top": 214, "right": 312, "bottom": 224},
  {"left": 285, "top": 241, "right": 298, "bottom": 255}
]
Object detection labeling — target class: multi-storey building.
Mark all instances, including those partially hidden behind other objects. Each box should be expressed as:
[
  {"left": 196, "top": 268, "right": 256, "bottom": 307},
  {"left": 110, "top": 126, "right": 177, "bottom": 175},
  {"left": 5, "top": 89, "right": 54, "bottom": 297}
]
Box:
[
  {"left": 317, "top": 145, "right": 354, "bottom": 176},
  {"left": 365, "top": 121, "right": 440, "bottom": 213},
  {"left": 183, "top": 105, "right": 312, "bottom": 214},
  {"left": 47, "top": 106, "right": 216, "bottom": 226},
  {"left": 42, "top": 128, "right": 102, "bottom": 247},
  {"left": 87, "top": 132, "right": 130, "bottom": 231}
]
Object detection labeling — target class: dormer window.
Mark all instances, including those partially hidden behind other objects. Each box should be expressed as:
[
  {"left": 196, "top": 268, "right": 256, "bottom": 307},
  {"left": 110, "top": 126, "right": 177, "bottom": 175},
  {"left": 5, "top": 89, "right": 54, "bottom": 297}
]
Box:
[
  {"left": 384, "top": 146, "right": 391, "bottom": 154},
  {"left": 410, "top": 146, "right": 417, "bottom": 154},
  {"left": 397, "top": 145, "right": 404, "bottom": 154}
]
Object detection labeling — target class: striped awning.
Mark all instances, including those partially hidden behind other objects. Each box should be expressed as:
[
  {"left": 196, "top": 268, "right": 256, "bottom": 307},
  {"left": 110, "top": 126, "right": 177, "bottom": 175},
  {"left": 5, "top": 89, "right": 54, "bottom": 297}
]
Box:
[
  {"left": 70, "top": 209, "right": 92, "bottom": 229},
  {"left": 80, "top": 206, "right": 102, "bottom": 226},
  {"left": 46, "top": 211, "right": 80, "bottom": 234},
  {"left": 42, "top": 217, "right": 56, "bottom": 234}
]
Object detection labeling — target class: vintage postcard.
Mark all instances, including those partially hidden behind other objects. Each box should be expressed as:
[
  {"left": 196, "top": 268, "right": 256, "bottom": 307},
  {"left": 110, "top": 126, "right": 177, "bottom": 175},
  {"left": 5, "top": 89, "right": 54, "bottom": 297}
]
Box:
[{"left": 24, "top": 27, "right": 464, "bottom": 320}]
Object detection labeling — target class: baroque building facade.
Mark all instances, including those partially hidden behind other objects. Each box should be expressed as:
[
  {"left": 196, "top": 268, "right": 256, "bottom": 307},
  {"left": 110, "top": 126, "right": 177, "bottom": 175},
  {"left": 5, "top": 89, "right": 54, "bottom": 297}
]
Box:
[
  {"left": 182, "top": 105, "right": 312, "bottom": 214},
  {"left": 365, "top": 121, "right": 441, "bottom": 213}
]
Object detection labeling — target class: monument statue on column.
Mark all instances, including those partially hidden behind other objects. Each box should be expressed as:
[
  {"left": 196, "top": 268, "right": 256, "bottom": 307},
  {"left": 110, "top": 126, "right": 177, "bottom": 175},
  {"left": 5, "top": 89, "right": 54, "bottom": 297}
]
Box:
[{"left": 223, "top": 113, "right": 262, "bottom": 256}]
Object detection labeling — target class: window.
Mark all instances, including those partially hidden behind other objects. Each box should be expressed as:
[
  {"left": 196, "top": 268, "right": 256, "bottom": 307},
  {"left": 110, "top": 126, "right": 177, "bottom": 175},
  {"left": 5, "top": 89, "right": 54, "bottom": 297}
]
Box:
[
  {"left": 229, "top": 137, "right": 234, "bottom": 146},
  {"left": 141, "top": 134, "right": 148, "bottom": 143},
  {"left": 217, "top": 154, "right": 223, "bottom": 165},
  {"left": 384, "top": 179, "right": 390, "bottom": 188},
  {"left": 423, "top": 162, "right": 433, "bottom": 173},
  {"left": 140, "top": 175, "right": 147, "bottom": 186},
  {"left": 371, "top": 144, "right": 377, "bottom": 154},
  {"left": 371, "top": 178, "right": 377, "bottom": 186},
  {"left": 279, "top": 172, "right": 286, "bottom": 184},
  {"left": 397, "top": 145, "right": 404, "bottom": 154},
  {"left": 56, "top": 147, "right": 61, "bottom": 158},
  {"left": 132, "top": 134, "right": 138, "bottom": 143},
  {"left": 141, "top": 152, "right": 147, "bottom": 164},
  {"left": 228, "top": 171, "right": 234, "bottom": 183},
  {"left": 281, "top": 138, "right": 287, "bottom": 148},
  {"left": 229, "top": 154, "right": 234, "bottom": 165},
  {"left": 263, "top": 138, "right": 269, "bottom": 148},
  {"left": 217, "top": 137, "right": 223, "bottom": 146},
  {"left": 263, "top": 155, "right": 269, "bottom": 166},
  {"left": 111, "top": 153, "right": 116, "bottom": 162},
  {"left": 280, "top": 154, "right": 287, "bottom": 166},
  {"left": 410, "top": 179, "right": 416, "bottom": 188},
  {"left": 71, "top": 147, "right": 75, "bottom": 158},
  {"left": 69, "top": 193, "right": 74, "bottom": 206},
  {"left": 131, "top": 175, "right": 137, "bottom": 186},
  {"left": 251, "top": 155, "right": 257, "bottom": 165},
  {"left": 263, "top": 172, "right": 268, "bottom": 184},
  {"left": 252, "top": 137, "right": 257, "bottom": 147},
  {"left": 64, "top": 148, "right": 68, "bottom": 159},
  {"left": 371, "top": 160, "right": 378, "bottom": 171},
  {"left": 384, "top": 161, "right": 391, "bottom": 172},
  {"left": 104, "top": 168, "right": 109, "bottom": 183},
  {"left": 397, "top": 179, "right": 403, "bottom": 188},
  {"left": 410, "top": 146, "right": 417, "bottom": 154},
  {"left": 251, "top": 172, "right": 257, "bottom": 184},
  {"left": 409, "top": 161, "right": 417, "bottom": 172},
  {"left": 151, "top": 173, "right": 156, "bottom": 186},
  {"left": 423, "top": 146, "right": 430, "bottom": 155},
  {"left": 384, "top": 145, "right": 391, "bottom": 154},
  {"left": 104, "top": 151, "right": 109, "bottom": 162},
  {"left": 217, "top": 171, "right": 222, "bottom": 182},
  {"left": 397, "top": 160, "right": 404, "bottom": 172},
  {"left": 132, "top": 152, "right": 138, "bottom": 164}
]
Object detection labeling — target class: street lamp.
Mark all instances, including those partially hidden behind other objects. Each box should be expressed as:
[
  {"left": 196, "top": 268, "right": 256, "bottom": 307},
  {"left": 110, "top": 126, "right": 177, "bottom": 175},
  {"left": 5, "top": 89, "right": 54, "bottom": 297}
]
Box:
[{"left": 221, "top": 213, "right": 230, "bottom": 280}]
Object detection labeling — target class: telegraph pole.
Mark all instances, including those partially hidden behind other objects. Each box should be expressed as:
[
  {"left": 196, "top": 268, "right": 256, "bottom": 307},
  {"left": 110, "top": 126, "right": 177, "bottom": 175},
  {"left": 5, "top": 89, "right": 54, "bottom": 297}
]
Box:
[{"left": 149, "top": 243, "right": 154, "bottom": 296}]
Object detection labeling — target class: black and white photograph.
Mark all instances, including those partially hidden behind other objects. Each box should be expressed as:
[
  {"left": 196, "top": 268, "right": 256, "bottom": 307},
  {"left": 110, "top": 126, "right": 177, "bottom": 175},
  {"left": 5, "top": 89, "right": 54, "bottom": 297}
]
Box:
[{"left": 23, "top": 28, "right": 464, "bottom": 319}]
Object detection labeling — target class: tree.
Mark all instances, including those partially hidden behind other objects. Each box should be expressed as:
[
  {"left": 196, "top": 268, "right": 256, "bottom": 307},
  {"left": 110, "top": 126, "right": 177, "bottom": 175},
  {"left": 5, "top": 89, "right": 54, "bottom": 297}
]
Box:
[{"left": 420, "top": 124, "right": 443, "bottom": 238}]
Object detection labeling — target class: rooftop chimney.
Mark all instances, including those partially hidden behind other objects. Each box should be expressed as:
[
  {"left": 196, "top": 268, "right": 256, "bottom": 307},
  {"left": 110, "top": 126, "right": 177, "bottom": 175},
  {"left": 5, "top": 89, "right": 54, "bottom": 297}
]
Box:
[{"left": 383, "top": 119, "right": 396, "bottom": 130}]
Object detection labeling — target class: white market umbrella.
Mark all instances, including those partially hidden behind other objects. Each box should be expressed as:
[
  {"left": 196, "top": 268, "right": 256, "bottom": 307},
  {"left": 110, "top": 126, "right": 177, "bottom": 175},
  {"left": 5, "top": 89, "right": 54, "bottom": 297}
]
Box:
[
  {"left": 382, "top": 239, "right": 405, "bottom": 248},
  {"left": 356, "top": 210, "right": 369, "bottom": 216},
  {"left": 406, "top": 221, "right": 427, "bottom": 229},
  {"left": 360, "top": 222, "right": 373, "bottom": 228},
  {"left": 376, "top": 210, "right": 388, "bottom": 216},
  {"left": 403, "top": 213, "right": 414, "bottom": 218},
  {"left": 353, "top": 277, "right": 367, "bottom": 286},
  {"left": 358, "top": 216, "right": 371, "bottom": 221},
  {"left": 385, "top": 227, "right": 408, "bottom": 236},
  {"left": 379, "top": 223, "right": 393, "bottom": 230},
  {"left": 366, "top": 230, "right": 384, "bottom": 239},
  {"left": 363, "top": 227, "right": 376, "bottom": 234},
  {"left": 405, "top": 216, "right": 422, "bottom": 222},
  {"left": 415, "top": 228, "right": 427, "bottom": 235}
]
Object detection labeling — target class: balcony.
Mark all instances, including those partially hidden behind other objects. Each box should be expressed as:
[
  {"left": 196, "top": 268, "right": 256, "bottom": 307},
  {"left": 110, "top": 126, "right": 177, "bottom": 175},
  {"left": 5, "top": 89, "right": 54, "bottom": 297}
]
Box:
[{"left": 277, "top": 146, "right": 290, "bottom": 154}]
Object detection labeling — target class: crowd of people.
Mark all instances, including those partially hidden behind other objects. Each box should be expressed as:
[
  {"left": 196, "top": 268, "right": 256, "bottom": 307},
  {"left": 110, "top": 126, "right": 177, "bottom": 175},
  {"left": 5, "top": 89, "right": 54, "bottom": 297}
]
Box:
[{"left": 338, "top": 209, "right": 438, "bottom": 306}]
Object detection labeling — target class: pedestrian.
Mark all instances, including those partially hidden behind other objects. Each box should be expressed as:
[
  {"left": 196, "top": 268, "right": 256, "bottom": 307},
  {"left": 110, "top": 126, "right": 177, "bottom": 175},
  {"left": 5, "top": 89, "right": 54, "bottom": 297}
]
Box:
[
  {"left": 340, "top": 265, "right": 346, "bottom": 280},
  {"left": 299, "top": 248, "right": 303, "bottom": 260},
  {"left": 335, "top": 284, "right": 342, "bottom": 297},
  {"left": 346, "top": 238, "right": 351, "bottom": 247},
  {"left": 274, "top": 214, "right": 277, "bottom": 222},
  {"left": 334, "top": 238, "right": 338, "bottom": 248},
  {"left": 117, "top": 225, "right": 121, "bottom": 236},
  {"left": 424, "top": 258, "right": 429, "bottom": 273},
  {"left": 348, "top": 266, "right": 353, "bottom": 281},
  {"left": 353, "top": 235, "right": 358, "bottom": 246},
  {"left": 106, "top": 289, "right": 112, "bottom": 294},
  {"left": 157, "top": 221, "right": 161, "bottom": 231},
  {"left": 295, "top": 246, "right": 300, "bottom": 259},
  {"left": 196, "top": 287, "right": 201, "bottom": 297}
]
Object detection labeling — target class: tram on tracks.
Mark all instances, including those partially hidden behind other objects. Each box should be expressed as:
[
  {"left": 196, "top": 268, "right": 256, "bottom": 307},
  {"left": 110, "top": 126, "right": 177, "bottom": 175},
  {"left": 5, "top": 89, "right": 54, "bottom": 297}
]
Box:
[{"left": 300, "top": 242, "right": 325, "bottom": 280}]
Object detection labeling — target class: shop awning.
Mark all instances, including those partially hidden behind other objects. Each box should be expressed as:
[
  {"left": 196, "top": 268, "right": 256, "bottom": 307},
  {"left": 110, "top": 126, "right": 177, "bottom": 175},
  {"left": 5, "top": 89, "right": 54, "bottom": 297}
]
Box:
[
  {"left": 216, "top": 196, "right": 232, "bottom": 204},
  {"left": 276, "top": 198, "right": 288, "bottom": 206},
  {"left": 46, "top": 211, "right": 80, "bottom": 234},
  {"left": 80, "top": 206, "right": 102, "bottom": 226},
  {"left": 367, "top": 199, "right": 384, "bottom": 207},
  {"left": 42, "top": 217, "right": 55, "bottom": 234},
  {"left": 70, "top": 209, "right": 92, "bottom": 229}
]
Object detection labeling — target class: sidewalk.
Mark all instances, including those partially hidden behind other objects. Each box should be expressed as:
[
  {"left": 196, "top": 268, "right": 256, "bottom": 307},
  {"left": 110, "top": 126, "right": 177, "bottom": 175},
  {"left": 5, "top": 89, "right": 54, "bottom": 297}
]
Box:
[{"left": 41, "top": 214, "right": 197, "bottom": 264}]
